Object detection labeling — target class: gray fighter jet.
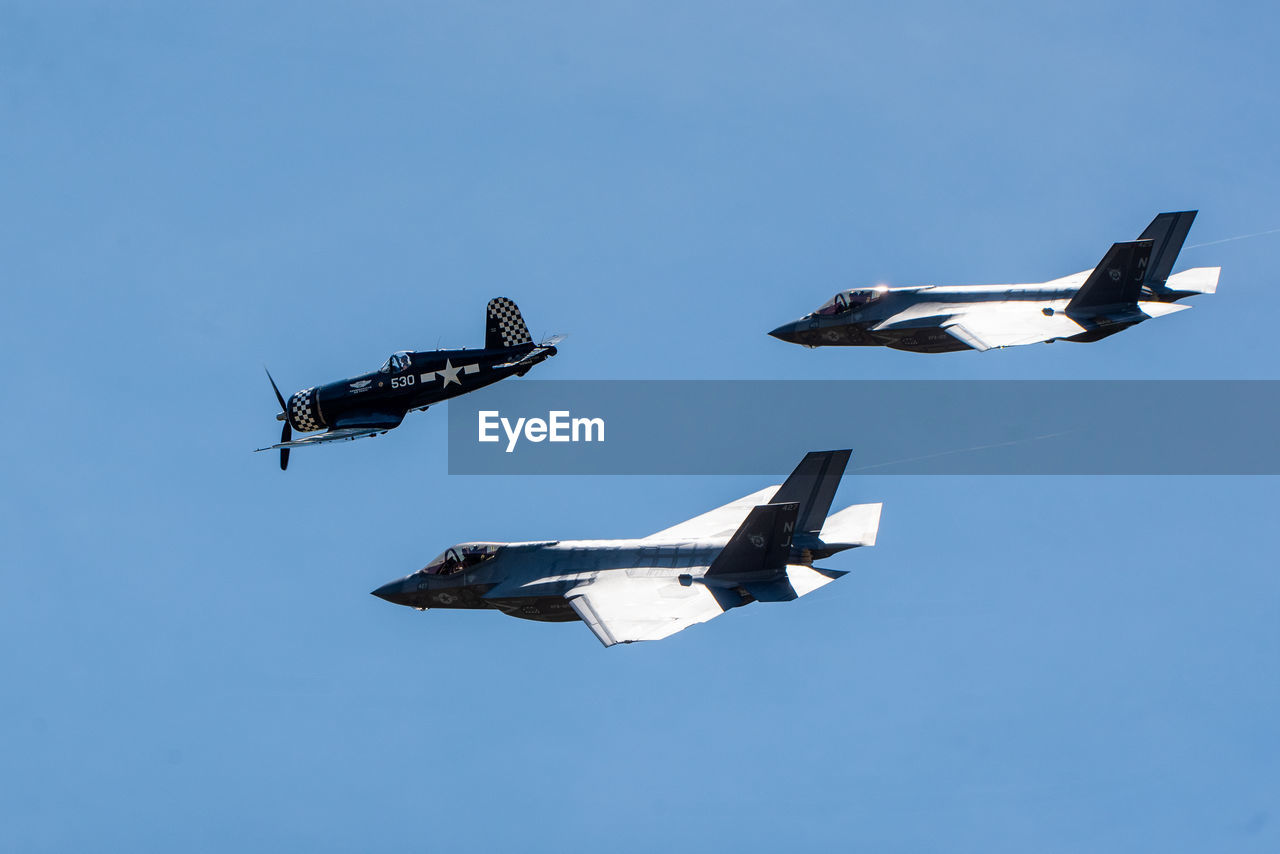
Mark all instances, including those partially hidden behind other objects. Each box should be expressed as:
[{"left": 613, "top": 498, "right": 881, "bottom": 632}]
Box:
[
  {"left": 371, "top": 450, "right": 881, "bottom": 647},
  {"left": 769, "top": 211, "right": 1219, "bottom": 353}
]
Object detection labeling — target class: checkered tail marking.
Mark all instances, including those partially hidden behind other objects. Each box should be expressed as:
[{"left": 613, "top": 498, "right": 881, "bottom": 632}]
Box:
[{"left": 486, "top": 297, "right": 532, "bottom": 348}]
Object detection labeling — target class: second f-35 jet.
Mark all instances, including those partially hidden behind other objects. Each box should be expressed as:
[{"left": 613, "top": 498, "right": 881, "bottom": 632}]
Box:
[
  {"left": 371, "top": 450, "right": 881, "bottom": 647},
  {"left": 769, "top": 211, "right": 1219, "bottom": 353},
  {"left": 257, "top": 298, "right": 560, "bottom": 469}
]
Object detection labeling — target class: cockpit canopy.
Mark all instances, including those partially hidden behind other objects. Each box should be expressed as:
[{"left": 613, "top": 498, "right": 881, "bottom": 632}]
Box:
[
  {"left": 380, "top": 350, "right": 413, "bottom": 374},
  {"left": 422, "top": 543, "right": 503, "bottom": 576},
  {"left": 812, "top": 287, "right": 886, "bottom": 316}
]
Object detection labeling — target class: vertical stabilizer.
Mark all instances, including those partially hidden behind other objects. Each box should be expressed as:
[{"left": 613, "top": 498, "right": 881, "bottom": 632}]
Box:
[
  {"left": 770, "top": 450, "right": 851, "bottom": 535},
  {"left": 706, "top": 502, "right": 798, "bottom": 579},
  {"left": 1066, "top": 240, "right": 1153, "bottom": 311},
  {"left": 1137, "top": 210, "right": 1196, "bottom": 288},
  {"left": 485, "top": 298, "right": 533, "bottom": 350}
]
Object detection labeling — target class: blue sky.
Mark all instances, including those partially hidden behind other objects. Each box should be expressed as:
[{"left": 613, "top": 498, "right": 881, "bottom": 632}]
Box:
[{"left": 2, "top": 2, "right": 1278, "bottom": 851}]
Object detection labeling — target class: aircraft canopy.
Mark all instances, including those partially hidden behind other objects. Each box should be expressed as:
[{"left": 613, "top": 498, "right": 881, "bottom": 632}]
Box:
[
  {"left": 814, "top": 288, "right": 884, "bottom": 316},
  {"left": 423, "top": 543, "right": 503, "bottom": 576},
  {"left": 380, "top": 351, "right": 413, "bottom": 373}
]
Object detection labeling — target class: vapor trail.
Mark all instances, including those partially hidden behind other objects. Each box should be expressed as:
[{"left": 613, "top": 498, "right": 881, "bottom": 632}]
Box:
[
  {"left": 1186, "top": 226, "right": 1280, "bottom": 249},
  {"left": 850, "top": 430, "right": 1078, "bottom": 473}
]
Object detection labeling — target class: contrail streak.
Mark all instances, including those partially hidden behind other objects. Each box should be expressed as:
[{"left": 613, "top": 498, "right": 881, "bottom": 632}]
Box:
[
  {"left": 1186, "top": 227, "right": 1280, "bottom": 249},
  {"left": 850, "top": 430, "right": 1078, "bottom": 472}
]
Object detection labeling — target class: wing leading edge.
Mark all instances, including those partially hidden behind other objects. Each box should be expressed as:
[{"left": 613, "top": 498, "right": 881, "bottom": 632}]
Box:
[
  {"left": 642, "top": 486, "right": 780, "bottom": 541},
  {"left": 255, "top": 425, "right": 392, "bottom": 451}
]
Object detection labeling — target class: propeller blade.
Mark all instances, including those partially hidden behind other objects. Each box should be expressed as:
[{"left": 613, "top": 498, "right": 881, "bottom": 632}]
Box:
[
  {"left": 265, "top": 368, "right": 288, "bottom": 412},
  {"left": 280, "top": 421, "right": 291, "bottom": 471},
  {"left": 540, "top": 333, "right": 566, "bottom": 347}
]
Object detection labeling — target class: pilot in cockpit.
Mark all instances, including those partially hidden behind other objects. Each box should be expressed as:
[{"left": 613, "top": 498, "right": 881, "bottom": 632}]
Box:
[
  {"left": 812, "top": 288, "right": 885, "bottom": 317},
  {"left": 380, "top": 351, "right": 413, "bottom": 373}
]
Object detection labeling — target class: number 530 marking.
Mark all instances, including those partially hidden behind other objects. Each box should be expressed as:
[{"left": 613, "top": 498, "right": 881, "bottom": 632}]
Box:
[{"left": 390, "top": 375, "right": 416, "bottom": 389}]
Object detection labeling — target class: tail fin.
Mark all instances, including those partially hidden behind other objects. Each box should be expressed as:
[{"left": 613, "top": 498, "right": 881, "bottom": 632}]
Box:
[
  {"left": 819, "top": 502, "right": 882, "bottom": 549},
  {"left": 1137, "top": 210, "right": 1196, "bottom": 288},
  {"left": 706, "top": 502, "right": 798, "bottom": 579},
  {"left": 770, "top": 450, "right": 851, "bottom": 535},
  {"left": 1066, "top": 240, "right": 1153, "bottom": 312},
  {"left": 485, "top": 298, "right": 533, "bottom": 350}
]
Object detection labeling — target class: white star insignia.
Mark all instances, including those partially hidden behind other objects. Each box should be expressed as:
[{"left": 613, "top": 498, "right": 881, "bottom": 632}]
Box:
[{"left": 438, "top": 359, "right": 463, "bottom": 387}]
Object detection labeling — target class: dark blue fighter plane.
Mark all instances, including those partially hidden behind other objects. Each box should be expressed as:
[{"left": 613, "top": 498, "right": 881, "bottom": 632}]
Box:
[{"left": 257, "top": 298, "right": 560, "bottom": 469}]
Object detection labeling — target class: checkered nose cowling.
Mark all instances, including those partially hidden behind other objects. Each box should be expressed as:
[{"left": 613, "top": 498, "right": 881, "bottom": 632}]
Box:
[{"left": 287, "top": 387, "right": 325, "bottom": 433}]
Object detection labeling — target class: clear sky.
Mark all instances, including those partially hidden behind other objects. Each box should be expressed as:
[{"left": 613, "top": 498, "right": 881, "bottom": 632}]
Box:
[{"left": 2, "top": 2, "right": 1278, "bottom": 851}]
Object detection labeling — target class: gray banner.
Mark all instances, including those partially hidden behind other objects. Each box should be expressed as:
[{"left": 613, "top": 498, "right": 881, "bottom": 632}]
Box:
[{"left": 446, "top": 381, "right": 1280, "bottom": 475}]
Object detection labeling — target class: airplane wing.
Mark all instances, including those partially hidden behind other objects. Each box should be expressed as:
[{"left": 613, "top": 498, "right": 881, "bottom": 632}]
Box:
[
  {"left": 565, "top": 563, "right": 848, "bottom": 647},
  {"left": 642, "top": 486, "right": 779, "bottom": 541},
  {"left": 255, "top": 426, "right": 391, "bottom": 451},
  {"left": 566, "top": 573, "right": 727, "bottom": 646},
  {"left": 941, "top": 305, "right": 1084, "bottom": 351}
]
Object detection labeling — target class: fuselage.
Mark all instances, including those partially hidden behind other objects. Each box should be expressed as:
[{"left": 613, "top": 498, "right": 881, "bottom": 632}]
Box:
[
  {"left": 771, "top": 212, "right": 1218, "bottom": 353},
  {"left": 373, "top": 538, "right": 731, "bottom": 621},
  {"left": 371, "top": 530, "right": 857, "bottom": 621},
  {"left": 769, "top": 279, "right": 1184, "bottom": 352},
  {"left": 284, "top": 342, "right": 553, "bottom": 433}
]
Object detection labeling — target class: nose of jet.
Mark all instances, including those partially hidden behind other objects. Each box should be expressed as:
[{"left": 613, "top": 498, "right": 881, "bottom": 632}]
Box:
[
  {"left": 768, "top": 320, "right": 804, "bottom": 343},
  {"left": 371, "top": 578, "right": 415, "bottom": 606}
]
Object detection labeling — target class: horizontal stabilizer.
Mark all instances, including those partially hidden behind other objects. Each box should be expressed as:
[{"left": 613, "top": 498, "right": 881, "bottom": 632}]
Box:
[
  {"left": 1138, "top": 301, "right": 1191, "bottom": 320},
  {"left": 1163, "top": 266, "right": 1220, "bottom": 295},
  {"left": 820, "top": 502, "right": 883, "bottom": 548},
  {"left": 493, "top": 344, "right": 557, "bottom": 370},
  {"left": 785, "top": 565, "right": 848, "bottom": 597}
]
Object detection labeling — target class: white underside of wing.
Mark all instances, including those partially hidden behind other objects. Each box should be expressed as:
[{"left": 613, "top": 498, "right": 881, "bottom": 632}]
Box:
[
  {"left": 566, "top": 563, "right": 852, "bottom": 647},
  {"left": 567, "top": 574, "right": 726, "bottom": 647},
  {"left": 943, "top": 304, "right": 1083, "bottom": 351},
  {"left": 642, "top": 486, "right": 779, "bottom": 541}
]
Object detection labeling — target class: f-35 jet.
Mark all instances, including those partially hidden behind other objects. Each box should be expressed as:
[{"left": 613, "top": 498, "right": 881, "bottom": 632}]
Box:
[
  {"left": 372, "top": 450, "right": 881, "bottom": 647},
  {"left": 769, "top": 211, "right": 1219, "bottom": 353},
  {"left": 257, "top": 298, "right": 560, "bottom": 469}
]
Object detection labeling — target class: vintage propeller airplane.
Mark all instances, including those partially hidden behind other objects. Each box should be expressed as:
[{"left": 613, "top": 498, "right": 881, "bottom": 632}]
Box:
[{"left": 257, "top": 297, "right": 561, "bottom": 470}]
